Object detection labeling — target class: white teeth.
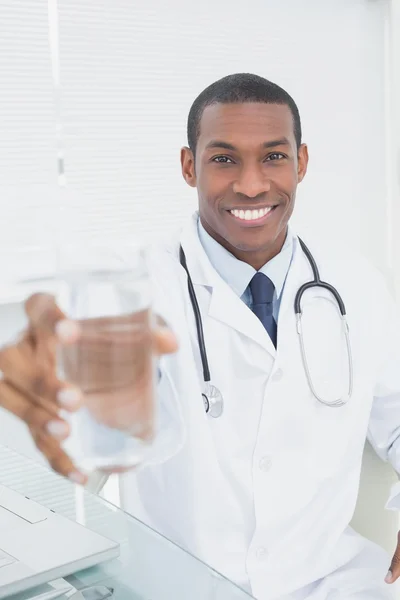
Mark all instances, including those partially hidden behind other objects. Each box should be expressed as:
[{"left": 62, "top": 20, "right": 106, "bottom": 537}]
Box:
[{"left": 230, "top": 207, "right": 273, "bottom": 220}]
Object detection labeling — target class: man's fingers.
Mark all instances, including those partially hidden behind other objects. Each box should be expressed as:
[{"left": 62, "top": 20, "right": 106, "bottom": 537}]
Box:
[
  {"left": 25, "top": 293, "right": 65, "bottom": 334},
  {"left": 386, "top": 532, "right": 400, "bottom": 583},
  {"left": 155, "top": 316, "right": 178, "bottom": 354},
  {"left": 153, "top": 327, "right": 178, "bottom": 355},
  {"left": 0, "top": 380, "right": 76, "bottom": 445},
  {"left": 0, "top": 334, "right": 83, "bottom": 411},
  {"left": 0, "top": 380, "right": 85, "bottom": 483},
  {"left": 32, "top": 430, "right": 86, "bottom": 484},
  {"left": 0, "top": 343, "right": 58, "bottom": 403},
  {"left": 25, "top": 293, "right": 80, "bottom": 343},
  {"left": 0, "top": 379, "right": 60, "bottom": 421},
  {"left": 0, "top": 343, "right": 75, "bottom": 407}
]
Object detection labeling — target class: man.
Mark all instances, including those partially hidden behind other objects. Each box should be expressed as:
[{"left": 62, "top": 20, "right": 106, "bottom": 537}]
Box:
[{"left": 1, "top": 73, "right": 400, "bottom": 599}]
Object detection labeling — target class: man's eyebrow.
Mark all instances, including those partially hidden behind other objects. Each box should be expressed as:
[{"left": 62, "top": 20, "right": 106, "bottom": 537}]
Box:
[
  {"left": 205, "top": 140, "right": 237, "bottom": 151},
  {"left": 204, "top": 137, "right": 291, "bottom": 151},
  {"left": 262, "top": 137, "right": 291, "bottom": 149}
]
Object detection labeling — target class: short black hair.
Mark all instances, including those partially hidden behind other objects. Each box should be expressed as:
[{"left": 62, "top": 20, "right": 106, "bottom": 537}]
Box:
[{"left": 187, "top": 73, "right": 302, "bottom": 155}]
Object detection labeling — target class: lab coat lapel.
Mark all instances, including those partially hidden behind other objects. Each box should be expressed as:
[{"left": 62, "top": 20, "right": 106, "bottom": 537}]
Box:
[
  {"left": 208, "top": 277, "right": 276, "bottom": 354},
  {"left": 180, "top": 214, "right": 276, "bottom": 356}
]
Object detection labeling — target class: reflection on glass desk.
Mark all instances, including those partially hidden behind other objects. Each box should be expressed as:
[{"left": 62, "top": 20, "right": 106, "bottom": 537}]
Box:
[{"left": 0, "top": 445, "right": 254, "bottom": 599}]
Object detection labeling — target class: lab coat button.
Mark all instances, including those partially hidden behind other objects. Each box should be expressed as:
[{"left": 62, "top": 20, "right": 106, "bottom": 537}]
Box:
[
  {"left": 255, "top": 547, "right": 269, "bottom": 560},
  {"left": 259, "top": 456, "right": 272, "bottom": 472},
  {"left": 272, "top": 368, "right": 283, "bottom": 382}
]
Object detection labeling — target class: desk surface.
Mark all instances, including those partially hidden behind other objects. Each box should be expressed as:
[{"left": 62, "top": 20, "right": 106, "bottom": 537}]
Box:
[{"left": 0, "top": 445, "right": 254, "bottom": 599}]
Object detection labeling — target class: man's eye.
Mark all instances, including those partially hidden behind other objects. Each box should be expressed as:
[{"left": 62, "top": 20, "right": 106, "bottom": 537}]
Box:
[
  {"left": 212, "top": 156, "right": 233, "bottom": 164},
  {"left": 265, "top": 153, "right": 285, "bottom": 161}
]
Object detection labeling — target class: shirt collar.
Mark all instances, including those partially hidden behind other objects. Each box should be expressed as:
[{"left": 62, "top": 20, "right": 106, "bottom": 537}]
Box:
[{"left": 197, "top": 217, "right": 293, "bottom": 299}]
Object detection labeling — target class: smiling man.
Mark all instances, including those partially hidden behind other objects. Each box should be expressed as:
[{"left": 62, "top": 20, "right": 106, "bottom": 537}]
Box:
[
  {"left": 181, "top": 96, "right": 307, "bottom": 272},
  {"left": 2, "top": 73, "right": 400, "bottom": 600}
]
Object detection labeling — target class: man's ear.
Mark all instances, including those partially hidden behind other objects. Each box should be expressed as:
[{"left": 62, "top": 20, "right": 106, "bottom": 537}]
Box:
[
  {"left": 181, "top": 146, "right": 197, "bottom": 188},
  {"left": 297, "top": 143, "right": 309, "bottom": 183}
]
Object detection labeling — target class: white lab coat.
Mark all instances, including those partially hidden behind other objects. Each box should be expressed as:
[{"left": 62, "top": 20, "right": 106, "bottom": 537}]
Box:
[{"left": 120, "top": 213, "right": 400, "bottom": 600}]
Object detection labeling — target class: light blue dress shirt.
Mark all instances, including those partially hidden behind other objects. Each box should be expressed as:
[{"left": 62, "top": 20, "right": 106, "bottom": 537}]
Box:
[{"left": 197, "top": 219, "right": 294, "bottom": 322}]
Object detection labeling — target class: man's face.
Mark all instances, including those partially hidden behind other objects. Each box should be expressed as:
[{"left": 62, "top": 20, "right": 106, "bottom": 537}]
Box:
[{"left": 181, "top": 102, "right": 308, "bottom": 266}]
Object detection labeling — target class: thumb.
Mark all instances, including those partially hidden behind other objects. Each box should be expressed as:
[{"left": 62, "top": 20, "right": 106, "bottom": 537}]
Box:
[
  {"left": 154, "top": 315, "right": 178, "bottom": 355},
  {"left": 386, "top": 531, "right": 400, "bottom": 584},
  {"left": 153, "top": 326, "right": 178, "bottom": 355}
]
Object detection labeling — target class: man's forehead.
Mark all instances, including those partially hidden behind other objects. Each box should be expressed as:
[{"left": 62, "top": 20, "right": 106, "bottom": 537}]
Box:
[{"left": 198, "top": 102, "right": 295, "bottom": 145}]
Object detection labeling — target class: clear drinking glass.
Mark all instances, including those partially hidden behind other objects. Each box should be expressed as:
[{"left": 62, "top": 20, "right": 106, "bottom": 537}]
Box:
[{"left": 57, "top": 242, "right": 155, "bottom": 474}]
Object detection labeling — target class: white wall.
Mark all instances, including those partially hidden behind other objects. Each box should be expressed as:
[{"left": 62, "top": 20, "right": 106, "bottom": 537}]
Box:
[
  {"left": 1, "top": 0, "right": 392, "bottom": 282},
  {"left": 54, "top": 0, "right": 390, "bottom": 273}
]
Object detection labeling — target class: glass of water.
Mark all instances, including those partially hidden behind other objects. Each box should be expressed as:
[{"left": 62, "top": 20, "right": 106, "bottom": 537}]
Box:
[{"left": 57, "top": 242, "right": 155, "bottom": 474}]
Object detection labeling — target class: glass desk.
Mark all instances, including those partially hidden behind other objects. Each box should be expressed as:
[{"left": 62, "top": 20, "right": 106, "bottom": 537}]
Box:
[{"left": 0, "top": 445, "right": 254, "bottom": 599}]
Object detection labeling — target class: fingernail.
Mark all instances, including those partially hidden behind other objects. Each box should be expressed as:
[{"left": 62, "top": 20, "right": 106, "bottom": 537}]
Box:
[
  {"left": 56, "top": 319, "right": 80, "bottom": 342},
  {"left": 57, "top": 387, "right": 82, "bottom": 409},
  {"left": 46, "top": 420, "right": 69, "bottom": 439},
  {"left": 385, "top": 570, "right": 393, "bottom": 583},
  {"left": 68, "top": 471, "right": 86, "bottom": 485}
]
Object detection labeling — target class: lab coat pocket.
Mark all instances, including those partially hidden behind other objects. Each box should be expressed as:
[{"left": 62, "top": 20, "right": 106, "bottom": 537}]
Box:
[
  {"left": 310, "top": 376, "right": 373, "bottom": 482},
  {"left": 310, "top": 403, "right": 358, "bottom": 479}
]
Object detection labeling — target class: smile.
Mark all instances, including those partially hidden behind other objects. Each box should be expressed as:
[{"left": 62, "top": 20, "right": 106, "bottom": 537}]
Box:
[{"left": 228, "top": 206, "right": 277, "bottom": 224}]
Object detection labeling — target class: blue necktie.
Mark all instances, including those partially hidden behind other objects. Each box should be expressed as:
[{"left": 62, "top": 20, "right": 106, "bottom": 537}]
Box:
[{"left": 249, "top": 272, "right": 277, "bottom": 347}]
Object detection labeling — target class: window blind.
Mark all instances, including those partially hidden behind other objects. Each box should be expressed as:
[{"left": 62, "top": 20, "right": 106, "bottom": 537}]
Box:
[{"left": 0, "top": 1, "right": 58, "bottom": 287}]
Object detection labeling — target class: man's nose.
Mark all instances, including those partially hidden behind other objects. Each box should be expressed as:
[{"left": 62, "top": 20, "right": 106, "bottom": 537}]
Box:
[{"left": 232, "top": 165, "right": 271, "bottom": 198}]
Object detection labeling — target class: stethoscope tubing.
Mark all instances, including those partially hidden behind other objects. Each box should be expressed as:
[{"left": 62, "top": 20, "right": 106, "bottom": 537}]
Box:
[{"left": 179, "top": 236, "right": 353, "bottom": 411}]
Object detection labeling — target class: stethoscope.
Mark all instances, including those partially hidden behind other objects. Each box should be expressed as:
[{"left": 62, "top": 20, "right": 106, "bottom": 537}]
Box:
[{"left": 179, "top": 238, "right": 354, "bottom": 417}]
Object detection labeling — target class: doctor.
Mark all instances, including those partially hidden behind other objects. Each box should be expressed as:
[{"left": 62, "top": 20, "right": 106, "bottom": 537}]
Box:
[{"left": 1, "top": 73, "right": 400, "bottom": 599}]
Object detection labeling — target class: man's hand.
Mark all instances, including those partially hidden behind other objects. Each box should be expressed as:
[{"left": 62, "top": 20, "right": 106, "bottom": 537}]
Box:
[
  {"left": 386, "top": 531, "right": 400, "bottom": 584},
  {"left": 0, "top": 294, "right": 178, "bottom": 483}
]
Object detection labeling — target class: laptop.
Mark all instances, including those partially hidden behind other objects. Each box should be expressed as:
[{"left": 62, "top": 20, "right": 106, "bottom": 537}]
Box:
[{"left": 0, "top": 484, "right": 119, "bottom": 598}]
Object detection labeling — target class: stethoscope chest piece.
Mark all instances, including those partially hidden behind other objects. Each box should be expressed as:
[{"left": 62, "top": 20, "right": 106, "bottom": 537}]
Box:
[{"left": 202, "top": 384, "right": 224, "bottom": 418}]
